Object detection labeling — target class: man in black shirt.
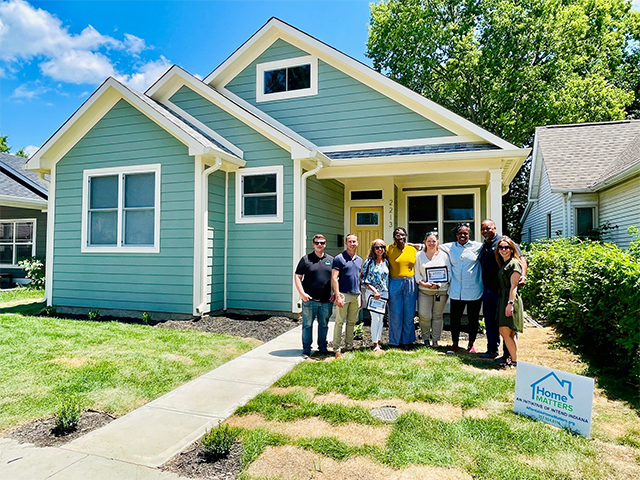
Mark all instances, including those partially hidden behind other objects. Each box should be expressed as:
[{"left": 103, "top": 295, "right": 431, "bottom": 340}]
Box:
[
  {"left": 294, "top": 234, "right": 334, "bottom": 358},
  {"left": 480, "top": 220, "right": 527, "bottom": 359}
]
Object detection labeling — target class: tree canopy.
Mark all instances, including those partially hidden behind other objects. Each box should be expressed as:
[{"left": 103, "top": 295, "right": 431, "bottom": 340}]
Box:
[
  {"left": 367, "top": 0, "right": 640, "bottom": 237},
  {"left": 0, "top": 135, "right": 28, "bottom": 157}
]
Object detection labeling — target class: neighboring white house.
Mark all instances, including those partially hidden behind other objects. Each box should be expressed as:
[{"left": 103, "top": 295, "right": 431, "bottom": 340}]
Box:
[{"left": 521, "top": 120, "right": 640, "bottom": 248}]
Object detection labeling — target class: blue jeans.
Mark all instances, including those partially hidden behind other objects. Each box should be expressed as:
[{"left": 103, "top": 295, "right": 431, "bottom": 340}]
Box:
[
  {"left": 301, "top": 301, "right": 332, "bottom": 354},
  {"left": 388, "top": 277, "right": 417, "bottom": 346},
  {"left": 483, "top": 287, "right": 500, "bottom": 354}
]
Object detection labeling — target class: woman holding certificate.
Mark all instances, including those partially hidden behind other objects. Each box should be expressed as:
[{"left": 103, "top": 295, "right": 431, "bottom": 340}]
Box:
[
  {"left": 415, "top": 232, "right": 451, "bottom": 347},
  {"left": 362, "top": 239, "right": 390, "bottom": 353}
]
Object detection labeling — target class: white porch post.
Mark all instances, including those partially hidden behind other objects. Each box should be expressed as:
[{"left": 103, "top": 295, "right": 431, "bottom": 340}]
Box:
[{"left": 488, "top": 168, "right": 503, "bottom": 234}]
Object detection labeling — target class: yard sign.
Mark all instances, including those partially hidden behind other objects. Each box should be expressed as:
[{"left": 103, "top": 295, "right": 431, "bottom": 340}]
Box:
[{"left": 514, "top": 361, "right": 594, "bottom": 437}]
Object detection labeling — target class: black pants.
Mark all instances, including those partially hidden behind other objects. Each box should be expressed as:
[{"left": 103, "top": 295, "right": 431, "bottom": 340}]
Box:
[{"left": 450, "top": 298, "right": 482, "bottom": 346}]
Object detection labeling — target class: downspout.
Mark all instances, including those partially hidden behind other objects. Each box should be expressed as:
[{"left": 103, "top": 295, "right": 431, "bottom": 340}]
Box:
[
  {"left": 300, "top": 157, "right": 324, "bottom": 255},
  {"left": 197, "top": 157, "right": 222, "bottom": 314},
  {"left": 566, "top": 191, "right": 573, "bottom": 237},
  {"left": 224, "top": 171, "right": 229, "bottom": 311}
]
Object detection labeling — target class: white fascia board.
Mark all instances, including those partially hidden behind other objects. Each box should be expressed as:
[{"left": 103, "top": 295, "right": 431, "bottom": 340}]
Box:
[
  {"left": 206, "top": 18, "right": 516, "bottom": 151},
  {"left": 0, "top": 195, "right": 48, "bottom": 209},
  {"left": 148, "top": 66, "right": 314, "bottom": 158},
  {"left": 590, "top": 163, "right": 640, "bottom": 191},
  {"left": 28, "top": 77, "right": 231, "bottom": 172},
  {"left": 527, "top": 135, "right": 542, "bottom": 201}
]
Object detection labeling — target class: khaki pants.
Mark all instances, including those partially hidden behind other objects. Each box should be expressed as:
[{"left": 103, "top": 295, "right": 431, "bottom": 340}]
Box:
[
  {"left": 417, "top": 291, "right": 448, "bottom": 343},
  {"left": 333, "top": 293, "right": 360, "bottom": 351}
]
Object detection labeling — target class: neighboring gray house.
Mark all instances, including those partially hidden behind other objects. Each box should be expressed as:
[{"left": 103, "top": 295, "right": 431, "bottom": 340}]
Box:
[
  {"left": 0, "top": 153, "right": 48, "bottom": 283},
  {"left": 521, "top": 120, "right": 640, "bottom": 248}
]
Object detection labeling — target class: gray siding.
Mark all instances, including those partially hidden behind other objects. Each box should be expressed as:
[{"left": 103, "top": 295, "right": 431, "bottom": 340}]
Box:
[
  {"left": 207, "top": 170, "right": 225, "bottom": 311},
  {"left": 599, "top": 175, "right": 640, "bottom": 249},
  {"left": 52, "top": 99, "right": 195, "bottom": 314},
  {"left": 225, "top": 39, "right": 454, "bottom": 147},
  {"left": 0, "top": 205, "right": 47, "bottom": 276},
  {"left": 521, "top": 166, "right": 566, "bottom": 242},
  {"left": 306, "top": 176, "right": 344, "bottom": 256},
  {"left": 170, "top": 86, "right": 294, "bottom": 312}
]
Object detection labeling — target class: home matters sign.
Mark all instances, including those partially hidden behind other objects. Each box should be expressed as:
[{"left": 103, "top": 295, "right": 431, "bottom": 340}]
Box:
[{"left": 514, "top": 361, "right": 594, "bottom": 437}]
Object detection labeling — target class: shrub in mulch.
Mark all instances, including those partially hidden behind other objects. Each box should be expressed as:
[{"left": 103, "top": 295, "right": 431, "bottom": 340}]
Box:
[{"left": 162, "top": 438, "right": 243, "bottom": 480}]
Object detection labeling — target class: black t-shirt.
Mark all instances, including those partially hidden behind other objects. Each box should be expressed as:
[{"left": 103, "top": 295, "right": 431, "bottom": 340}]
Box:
[
  {"left": 480, "top": 235, "right": 523, "bottom": 292},
  {"left": 295, "top": 252, "right": 334, "bottom": 302}
]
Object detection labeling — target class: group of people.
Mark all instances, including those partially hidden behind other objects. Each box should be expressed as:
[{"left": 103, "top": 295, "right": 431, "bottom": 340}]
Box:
[{"left": 294, "top": 220, "right": 527, "bottom": 369}]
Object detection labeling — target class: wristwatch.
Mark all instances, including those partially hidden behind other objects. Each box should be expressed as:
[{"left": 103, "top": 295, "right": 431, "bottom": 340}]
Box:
[{"left": 508, "top": 300, "right": 515, "bottom": 305}]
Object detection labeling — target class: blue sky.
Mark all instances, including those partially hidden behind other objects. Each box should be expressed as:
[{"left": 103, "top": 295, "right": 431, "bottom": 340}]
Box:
[
  {"left": 0, "top": 0, "right": 372, "bottom": 154},
  {"left": 1, "top": 0, "right": 639, "bottom": 156}
]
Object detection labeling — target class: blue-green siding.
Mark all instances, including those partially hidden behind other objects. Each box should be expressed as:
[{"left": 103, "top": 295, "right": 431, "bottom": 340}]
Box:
[
  {"left": 225, "top": 39, "right": 454, "bottom": 146},
  {"left": 306, "top": 176, "right": 344, "bottom": 257},
  {"left": 52, "top": 99, "right": 195, "bottom": 314},
  {"left": 170, "top": 86, "right": 294, "bottom": 312},
  {"left": 207, "top": 170, "right": 225, "bottom": 311}
]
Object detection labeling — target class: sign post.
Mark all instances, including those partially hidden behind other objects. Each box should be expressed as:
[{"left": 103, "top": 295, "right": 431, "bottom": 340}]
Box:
[{"left": 514, "top": 361, "right": 595, "bottom": 437}]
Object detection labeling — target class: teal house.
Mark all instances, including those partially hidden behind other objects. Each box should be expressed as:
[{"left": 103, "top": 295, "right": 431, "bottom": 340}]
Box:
[{"left": 28, "top": 18, "right": 529, "bottom": 318}]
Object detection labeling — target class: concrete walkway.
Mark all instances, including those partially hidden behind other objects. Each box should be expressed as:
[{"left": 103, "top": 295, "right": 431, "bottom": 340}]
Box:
[{"left": 0, "top": 321, "right": 332, "bottom": 479}]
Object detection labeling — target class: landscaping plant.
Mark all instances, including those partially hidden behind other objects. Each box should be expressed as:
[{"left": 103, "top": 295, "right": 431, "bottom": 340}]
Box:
[
  {"left": 17, "top": 257, "right": 45, "bottom": 289},
  {"left": 202, "top": 421, "right": 239, "bottom": 461},
  {"left": 54, "top": 396, "right": 81, "bottom": 434},
  {"left": 88, "top": 309, "right": 100, "bottom": 321}
]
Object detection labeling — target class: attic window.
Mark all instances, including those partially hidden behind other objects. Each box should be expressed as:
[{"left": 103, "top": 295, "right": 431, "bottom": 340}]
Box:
[{"left": 256, "top": 55, "right": 318, "bottom": 102}]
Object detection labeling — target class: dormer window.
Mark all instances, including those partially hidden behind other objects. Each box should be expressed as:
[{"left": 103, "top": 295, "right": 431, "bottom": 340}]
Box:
[{"left": 256, "top": 55, "right": 318, "bottom": 102}]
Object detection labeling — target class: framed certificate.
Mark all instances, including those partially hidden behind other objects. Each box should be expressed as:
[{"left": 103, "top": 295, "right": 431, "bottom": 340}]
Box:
[
  {"left": 426, "top": 267, "right": 448, "bottom": 283},
  {"left": 367, "top": 296, "right": 387, "bottom": 314}
]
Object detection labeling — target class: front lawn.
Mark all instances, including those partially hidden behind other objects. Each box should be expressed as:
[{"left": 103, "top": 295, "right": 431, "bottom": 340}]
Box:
[
  {"left": 0, "top": 310, "right": 260, "bottom": 431},
  {"left": 0, "top": 287, "right": 45, "bottom": 305}
]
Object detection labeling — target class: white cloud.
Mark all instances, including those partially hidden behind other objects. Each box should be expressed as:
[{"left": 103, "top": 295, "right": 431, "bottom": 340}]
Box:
[
  {"left": 24, "top": 145, "right": 39, "bottom": 157},
  {"left": 124, "top": 33, "right": 147, "bottom": 55},
  {"left": 41, "top": 50, "right": 115, "bottom": 84},
  {"left": 118, "top": 56, "right": 172, "bottom": 91},
  {"left": 11, "top": 83, "right": 49, "bottom": 99},
  {"left": 633, "top": 0, "right": 640, "bottom": 11}
]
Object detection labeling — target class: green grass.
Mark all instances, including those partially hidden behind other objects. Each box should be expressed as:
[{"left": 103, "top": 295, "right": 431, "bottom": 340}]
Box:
[
  {"left": 0, "top": 312, "right": 260, "bottom": 431},
  {"left": 0, "top": 287, "right": 44, "bottom": 305}
]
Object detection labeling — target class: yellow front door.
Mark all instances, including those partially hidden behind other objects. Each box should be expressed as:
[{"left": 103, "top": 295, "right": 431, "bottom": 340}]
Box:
[{"left": 350, "top": 207, "right": 384, "bottom": 259}]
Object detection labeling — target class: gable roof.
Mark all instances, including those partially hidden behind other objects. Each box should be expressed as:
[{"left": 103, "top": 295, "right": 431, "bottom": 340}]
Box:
[
  {"left": 0, "top": 153, "right": 48, "bottom": 207},
  {"left": 535, "top": 120, "right": 640, "bottom": 192},
  {"left": 204, "top": 17, "right": 519, "bottom": 151},
  {"left": 28, "top": 77, "right": 245, "bottom": 173}
]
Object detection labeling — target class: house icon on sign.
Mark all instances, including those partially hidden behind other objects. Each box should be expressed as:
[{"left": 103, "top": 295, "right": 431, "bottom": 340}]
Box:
[{"left": 530, "top": 372, "right": 574, "bottom": 401}]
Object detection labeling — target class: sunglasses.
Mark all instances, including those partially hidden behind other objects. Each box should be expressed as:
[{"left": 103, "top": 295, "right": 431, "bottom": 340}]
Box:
[
  {"left": 394, "top": 234, "right": 406, "bottom": 238},
  {"left": 498, "top": 245, "right": 512, "bottom": 250},
  {"left": 374, "top": 245, "right": 385, "bottom": 250},
  {"left": 313, "top": 241, "right": 326, "bottom": 245}
]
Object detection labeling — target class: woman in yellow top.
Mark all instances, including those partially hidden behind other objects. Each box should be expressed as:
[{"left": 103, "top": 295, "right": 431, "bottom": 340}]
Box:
[{"left": 387, "top": 227, "right": 418, "bottom": 347}]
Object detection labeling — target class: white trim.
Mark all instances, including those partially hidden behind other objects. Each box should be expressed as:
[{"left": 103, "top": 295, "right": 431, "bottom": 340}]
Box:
[
  {"left": 292, "top": 158, "right": 302, "bottom": 313},
  {"left": 256, "top": 55, "right": 318, "bottom": 103},
  {"left": 488, "top": 168, "right": 503, "bottom": 234},
  {"left": 163, "top": 99, "right": 244, "bottom": 159},
  {"left": 45, "top": 163, "right": 56, "bottom": 305},
  {"left": 235, "top": 165, "right": 284, "bottom": 224},
  {"left": 0, "top": 217, "right": 37, "bottom": 267},
  {"left": 0, "top": 195, "right": 48, "bottom": 210},
  {"left": 224, "top": 171, "right": 229, "bottom": 311},
  {"left": 193, "top": 155, "right": 203, "bottom": 316},
  {"left": 321, "top": 135, "right": 481, "bottom": 153},
  {"left": 81, "top": 164, "right": 161, "bottom": 253}
]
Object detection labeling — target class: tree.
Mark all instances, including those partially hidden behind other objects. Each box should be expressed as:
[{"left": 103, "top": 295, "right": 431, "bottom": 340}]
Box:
[
  {"left": 0, "top": 135, "right": 29, "bottom": 157},
  {"left": 367, "top": 0, "right": 640, "bottom": 239}
]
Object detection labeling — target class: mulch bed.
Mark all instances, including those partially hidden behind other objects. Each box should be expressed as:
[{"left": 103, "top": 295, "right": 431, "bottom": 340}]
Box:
[
  {"left": 161, "top": 440, "right": 243, "bottom": 480},
  {"left": 6, "top": 410, "right": 115, "bottom": 447}
]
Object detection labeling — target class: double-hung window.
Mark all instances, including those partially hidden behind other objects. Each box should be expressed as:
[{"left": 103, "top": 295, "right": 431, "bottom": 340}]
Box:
[
  {"left": 235, "top": 165, "right": 283, "bottom": 224},
  {"left": 256, "top": 56, "right": 318, "bottom": 102},
  {"left": 82, "top": 164, "right": 160, "bottom": 253},
  {"left": 0, "top": 220, "right": 35, "bottom": 266}
]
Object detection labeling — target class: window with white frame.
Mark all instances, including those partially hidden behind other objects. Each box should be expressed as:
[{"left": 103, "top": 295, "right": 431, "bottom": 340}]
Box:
[
  {"left": 235, "top": 166, "right": 284, "bottom": 224},
  {"left": 82, "top": 164, "right": 160, "bottom": 252},
  {"left": 256, "top": 56, "right": 318, "bottom": 102},
  {"left": 407, "top": 191, "right": 478, "bottom": 243},
  {"left": 0, "top": 220, "right": 35, "bottom": 266}
]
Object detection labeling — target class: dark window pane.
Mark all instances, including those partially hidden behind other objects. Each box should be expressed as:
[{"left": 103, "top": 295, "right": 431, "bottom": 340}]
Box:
[
  {"left": 90, "top": 211, "right": 117, "bottom": 245},
  {"left": 0, "top": 223, "right": 13, "bottom": 241},
  {"left": 244, "top": 196, "right": 277, "bottom": 216},
  {"left": 125, "top": 173, "right": 155, "bottom": 208},
  {"left": 124, "top": 210, "right": 154, "bottom": 245},
  {"left": 90, "top": 175, "right": 118, "bottom": 209},
  {"left": 443, "top": 194, "right": 474, "bottom": 221},
  {"left": 264, "top": 68, "right": 286, "bottom": 94},
  {"left": 351, "top": 190, "right": 383, "bottom": 200},
  {"left": 408, "top": 196, "right": 437, "bottom": 222},
  {"left": 16, "top": 244, "right": 32, "bottom": 261},
  {"left": 287, "top": 64, "right": 310, "bottom": 91},
  {"left": 16, "top": 223, "right": 33, "bottom": 242},
  {"left": 576, "top": 208, "right": 594, "bottom": 235},
  {"left": 356, "top": 212, "right": 379, "bottom": 226},
  {"left": 408, "top": 222, "right": 438, "bottom": 244},
  {"left": 0, "top": 245, "right": 13, "bottom": 264},
  {"left": 243, "top": 174, "right": 276, "bottom": 194}
]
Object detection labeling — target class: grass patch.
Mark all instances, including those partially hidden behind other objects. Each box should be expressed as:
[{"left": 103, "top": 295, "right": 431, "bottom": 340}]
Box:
[
  {"left": 0, "top": 312, "right": 260, "bottom": 431},
  {"left": 0, "top": 287, "right": 44, "bottom": 305}
]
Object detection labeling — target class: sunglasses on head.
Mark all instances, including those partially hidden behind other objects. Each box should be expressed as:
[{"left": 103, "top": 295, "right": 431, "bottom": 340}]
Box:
[{"left": 313, "top": 241, "right": 326, "bottom": 245}]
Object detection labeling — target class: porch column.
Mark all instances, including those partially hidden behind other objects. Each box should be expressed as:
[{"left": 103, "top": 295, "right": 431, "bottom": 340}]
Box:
[{"left": 488, "top": 168, "right": 503, "bottom": 234}]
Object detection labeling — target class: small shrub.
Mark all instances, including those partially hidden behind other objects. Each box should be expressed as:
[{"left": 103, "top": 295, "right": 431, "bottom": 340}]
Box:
[
  {"left": 88, "top": 309, "right": 100, "bottom": 321},
  {"left": 628, "top": 226, "right": 640, "bottom": 261},
  {"left": 17, "top": 256, "right": 45, "bottom": 289},
  {"left": 202, "top": 421, "right": 239, "bottom": 461},
  {"left": 142, "top": 311, "right": 152, "bottom": 325},
  {"left": 44, "top": 305, "right": 57, "bottom": 316},
  {"left": 54, "top": 396, "right": 81, "bottom": 434},
  {"left": 353, "top": 323, "right": 365, "bottom": 340}
]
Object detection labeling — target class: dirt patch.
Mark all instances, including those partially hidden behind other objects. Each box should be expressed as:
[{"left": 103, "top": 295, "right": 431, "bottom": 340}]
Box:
[
  {"left": 6, "top": 410, "right": 115, "bottom": 447},
  {"left": 162, "top": 439, "right": 243, "bottom": 480},
  {"left": 158, "top": 314, "right": 300, "bottom": 343},
  {"left": 49, "top": 356, "right": 91, "bottom": 368},
  {"left": 163, "top": 353, "right": 195, "bottom": 364},
  {"left": 247, "top": 445, "right": 473, "bottom": 480},
  {"left": 518, "top": 327, "right": 585, "bottom": 374},
  {"left": 226, "top": 414, "right": 391, "bottom": 447},
  {"left": 593, "top": 439, "right": 640, "bottom": 480}
]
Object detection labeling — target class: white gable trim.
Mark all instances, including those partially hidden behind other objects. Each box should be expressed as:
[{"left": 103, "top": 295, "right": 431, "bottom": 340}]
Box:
[
  {"left": 320, "top": 135, "right": 481, "bottom": 153},
  {"left": 205, "top": 18, "right": 518, "bottom": 151},
  {"left": 27, "top": 77, "right": 242, "bottom": 174},
  {"left": 0, "top": 195, "right": 48, "bottom": 210}
]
